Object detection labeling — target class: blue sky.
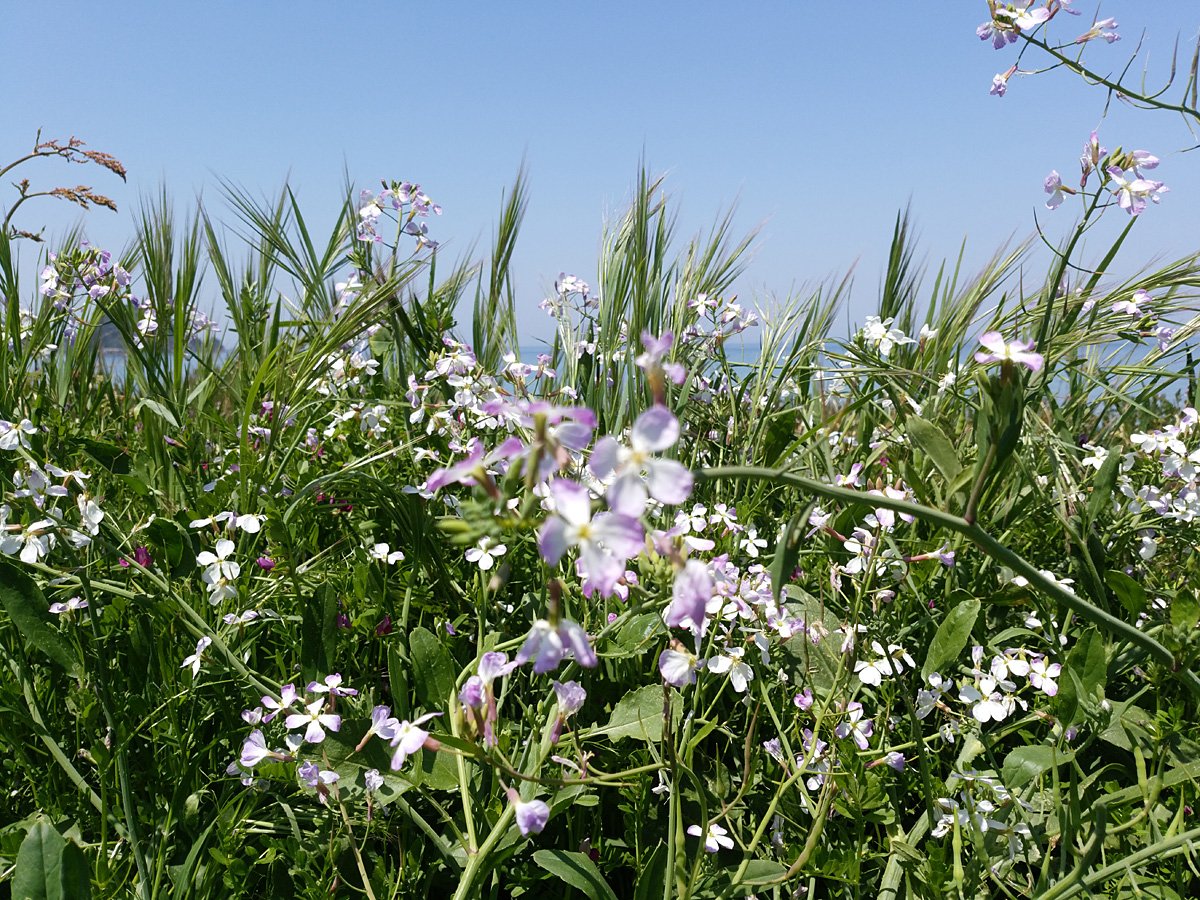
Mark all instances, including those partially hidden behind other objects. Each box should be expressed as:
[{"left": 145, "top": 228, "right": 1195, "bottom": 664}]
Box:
[{"left": 6, "top": 2, "right": 1199, "bottom": 342}]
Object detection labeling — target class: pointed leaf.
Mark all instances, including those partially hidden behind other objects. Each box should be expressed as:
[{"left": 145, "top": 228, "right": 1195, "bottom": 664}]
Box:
[
  {"left": 907, "top": 416, "right": 962, "bottom": 483},
  {"left": 922, "top": 595, "right": 980, "bottom": 680},
  {"left": 0, "top": 560, "right": 80, "bottom": 675},
  {"left": 532, "top": 849, "right": 618, "bottom": 900}
]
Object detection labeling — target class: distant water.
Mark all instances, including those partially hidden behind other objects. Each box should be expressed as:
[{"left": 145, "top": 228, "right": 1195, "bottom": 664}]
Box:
[{"left": 518, "top": 340, "right": 763, "bottom": 366}]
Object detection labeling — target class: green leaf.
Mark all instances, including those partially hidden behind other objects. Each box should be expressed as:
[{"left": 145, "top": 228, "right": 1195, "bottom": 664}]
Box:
[
  {"left": 532, "top": 849, "right": 618, "bottom": 900},
  {"left": 131, "top": 397, "right": 179, "bottom": 429},
  {"left": 1070, "top": 629, "right": 1107, "bottom": 701},
  {"left": 1105, "top": 569, "right": 1146, "bottom": 617},
  {"left": 907, "top": 417, "right": 962, "bottom": 483},
  {"left": 588, "top": 685, "right": 678, "bottom": 743},
  {"left": 737, "top": 859, "right": 789, "bottom": 885},
  {"left": 321, "top": 722, "right": 411, "bottom": 806},
  {"left": 1085, "top": 447, "right": 1120, "bottom": 526},
  {"left": 0, "top": 560, "right": 79, "bottom": 675},
  {"left": 145, "top": 516, "right": 196, "bottom": 578},
  {"left": 921, "top": 595, "right": 980, "bottom": 680},
  {"left": 1002, "top": 745, "right": 1067, "bottom": 788},
  {"left": 611, "top": 613, "right": 662, "bottom": 657},
  {"left": 13, "top": 821, "right": 91, "bottom": 900},
  {"left": 769, "top": 506, "right": 811, "bottom": 606},
  {"left": 78, "top": 438, "right": 130, "bottom": 475},
  {"left": 299, "top": 585, "right": 332, "bottom": 678},
  {"left": 632, "top": 844, "right": 667, "bottom": 900},
  {"left": 409, "top": 626, "right": 455, "bottom": 709},
  {"left": 1170, "top": 591, "right": 1200, "bottom": 631},
  {"left": 781, "top": 584, "right": 843, "bottom": 693}
]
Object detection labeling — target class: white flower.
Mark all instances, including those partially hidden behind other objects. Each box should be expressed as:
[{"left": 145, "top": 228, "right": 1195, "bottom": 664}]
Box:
[
  {"left": 0, "top": 518, "right": 57, "bottom": 564},
  {"left": 859, "top": 316, "right": 915, "bottom": 358},
  {"left": 464, "top": 536, "right": 507, "bottom": 571},
  {"left": 707, "top": 646, "right": 754, "bottom": 693},
  {"left": 181, "top": 636, "right": 212, "bottom": 678},
  {"left": 739, "top": 526, "right": 767, "bottom": 558},
  {"left": 0, "top": 419, "right": 36, "bottom": 451},
  {"left": 370, "top": 542, "right": 405, "bottom": 565},
  {"left": 687, "top": 822, "right": 734, "bottom": 853},
  {"left": 196, "top": 539, "right": 240, "bottom": 604}
]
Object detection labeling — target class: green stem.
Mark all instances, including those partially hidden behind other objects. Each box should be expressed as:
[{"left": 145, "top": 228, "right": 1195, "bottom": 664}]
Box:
[{"left": 1021, "top": 34, "right": 1200, "bottom": 126}]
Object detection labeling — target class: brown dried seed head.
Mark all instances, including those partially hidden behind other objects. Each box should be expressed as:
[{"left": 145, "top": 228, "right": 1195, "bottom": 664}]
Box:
[{"left": 82, "top": 150, "right": 127, "bottom": 181}]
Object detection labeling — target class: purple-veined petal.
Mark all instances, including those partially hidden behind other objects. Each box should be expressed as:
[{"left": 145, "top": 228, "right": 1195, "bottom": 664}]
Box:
[
  {"left": 589, "top": 436, "right": 621, "bottom": 479},
  {"left": 538, "top": 517, "right": 572, "bottom": 565},
  {"left": 548, "top": 478, "right": 591, "bottom": 527},
  {"left": 606, "top": 472, "right": 649, "bottom": 517},
  {"left": 591, "top": 512, "right": 646, "bottom": 559},
  {"left": 632, "top": 405, "right": 680, "bottom": 453},
  {"left": 646, "top": 459, "right": 694, "bottom": 506}
]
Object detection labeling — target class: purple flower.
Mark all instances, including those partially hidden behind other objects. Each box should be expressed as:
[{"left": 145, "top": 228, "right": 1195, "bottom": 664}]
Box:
[
  {"left": 515, "top": 618, "right": 597, "bottom": 674},
  {"left": 549, "top": 680, "right": 587, "bottom": 742},
  {"left": 298, "top": 761, "right": 339, "bottom": 803},
  {"left": 663, "top": 559, "right": 712, "bottom": 641},
  {"left": 1107, "top": 167, "right": 1167, "bottom": 216},
  {"left": 307, "top": 673, "right": 358, "bottom": 697},
  {"left": 974, "top": 332, "right": 1044, "bottom": 372},
  {"left": 356, "top": 705, "right": 401, "bottom": 750},
  {"left": 133, "top": 546, "right": 153, "bottom": 568},
  {"left": 423, "top": 438, "right": 486, "bottom": 493},
  {"left": 256, "top": 556, "right": 276, "bottom": 571},
  {"left": 1044, "top": 170, "right": 1070, "bottom": 209},
  {"left": 1076, "top": 16, "right": 1118, "bottom": 44},
  {"left": 478, "top": 651, "right": 517, "bottom": 683},
  {"left": 658, "top": 644, "right": 701, "bottom": 687},
  {"left": 868, "top": 751, "right": 906, "bottom": 772},
  {"left": 591, "top": 406, "right": 694, "bottom": 517},
  {"left": 835, "top": 702, "right": 874, "bottom": 750},
  {"left": 239, "top": 730, "right": 272, "bottom": 768},
  {"left": 285, "top": 699, "right": 342, "bottom": 744},
  {"left": 538, "top": 479, "right": 644, "bottom": 598},
  {"left": 388, "top": 712, "right": 442, "bottom": 770},
  {"left": 636, "top": 331, "right": 687, "bottom": 387},
  {"left": 261, "top": 684, "right": 300, "bottom": 722},
  {"left": 508, "top": 789, "right": 550, "bottom": 836},
  {"left": 459, "top": 676, "right": 485, "bottom": 709}
]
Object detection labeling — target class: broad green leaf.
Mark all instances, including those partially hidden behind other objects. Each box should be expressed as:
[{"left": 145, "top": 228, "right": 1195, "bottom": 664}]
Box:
[
  {"left": 1170, "top": 590, "right": 1200, "bottom": 631},
  {"left": 409, "top": 626, "right": 455, "bottom": 709},
  {"left": 611, "top": 613, "right": 662, "bottom": 657},
  {"left": 411, "top": 746, "right": 461, "bottom": 791},
  {"left": 78, "top": 438, "right": 130, "bottom": 474},
  {"left": 321, "top": 721, "right": 411, "bottom": 806},
  {"left": 1105, "top": 569, "right": 1146, "bottom": 617},
  {"left": 588, "top": 685, "right": 678, "bottom": 743},
  {"left": 907, "top": 416, "right": 962, "bottom": 483},
  {"left": 532, "top": 850, "right": 618, "bottom": 900},
  {"left": 632, "top": 844, "right": 667, "bottom": 900},
  {"left": 145, "top": 516, "right": 196, "bottom": 578},
  {"left": 13, "top": 821, "right": 91, "bottom": 900},
  {"left": 737, "top": 859, "right": 789, "bottom": 885},
  {"left": 0, "top": 560, "right": 79, "bottom": 675},
  {"left": 922, "top": 596, "right": 980, "bottom": 680},
  {"left": 781, "top": 584, "right": 843, "bottom": 692},
  {"left": 1002, "top": 745, "right": 1068, "bottom": 788}
]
